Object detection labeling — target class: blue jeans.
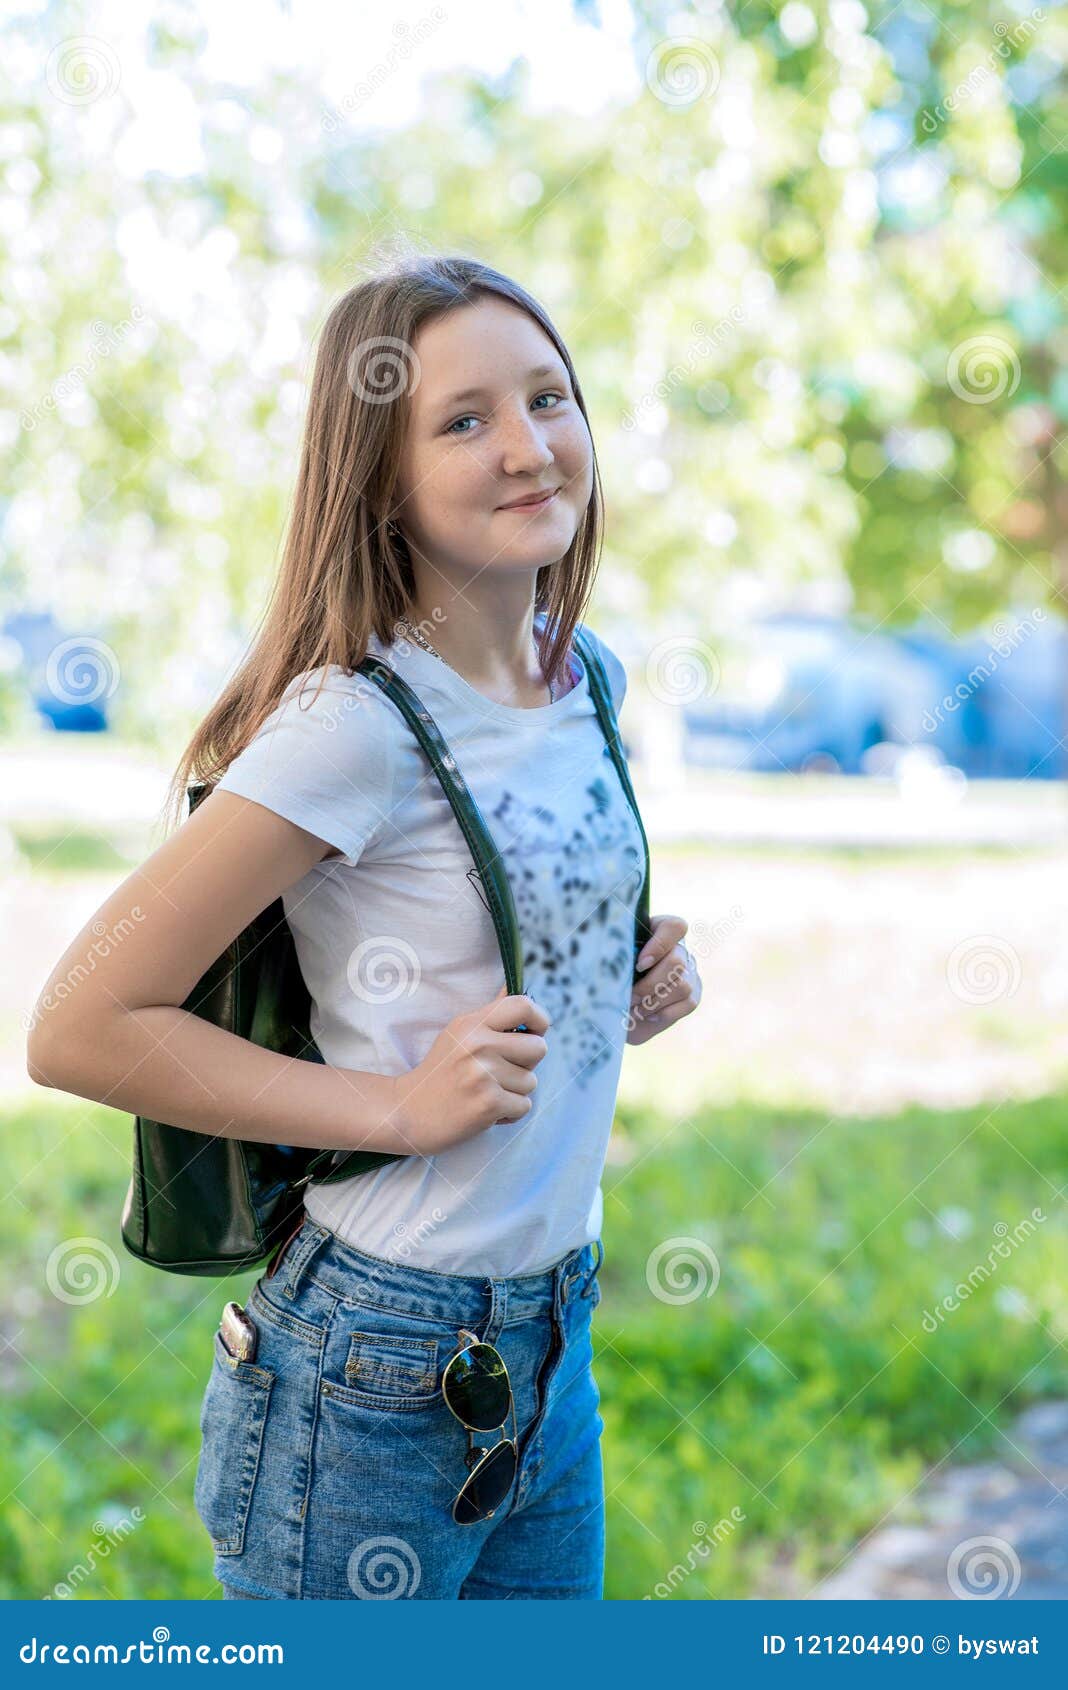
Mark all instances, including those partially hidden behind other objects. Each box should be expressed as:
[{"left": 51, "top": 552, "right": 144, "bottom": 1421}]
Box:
[{"left": 194, "top": 1217, "right": 606, "bottom": 1599}]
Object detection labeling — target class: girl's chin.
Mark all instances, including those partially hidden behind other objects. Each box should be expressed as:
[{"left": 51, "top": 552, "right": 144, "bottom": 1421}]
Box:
[{"left": 491, "top": 509, "right": 576, "bottom": 546}]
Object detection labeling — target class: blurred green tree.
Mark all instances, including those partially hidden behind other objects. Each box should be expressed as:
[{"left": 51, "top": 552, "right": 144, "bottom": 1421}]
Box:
[{"left": 0, "top": 0, "right": 1063, "bottom": 751}]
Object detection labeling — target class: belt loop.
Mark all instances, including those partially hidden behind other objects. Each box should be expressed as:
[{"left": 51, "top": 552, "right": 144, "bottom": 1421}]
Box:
[
  {"left": 483, "top": 1276, "right": 507, "bottom": 1344},
  {"left": 581, "top": 1237, "right": 604, "bottom": 1298},
  {"left": 265, "top": 1211, "right": 306, "bottom": 1281},
  {"left": 275, "top": 1219, "right": 329, "bottom": 1300},
  {"left": 560, "top": 1242, "right": 586, "bottom": 1305}
]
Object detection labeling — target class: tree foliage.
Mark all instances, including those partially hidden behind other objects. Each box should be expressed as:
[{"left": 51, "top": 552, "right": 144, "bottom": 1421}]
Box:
[{"left": 1, "top": 0, "right": 1063, "bottom": 744}]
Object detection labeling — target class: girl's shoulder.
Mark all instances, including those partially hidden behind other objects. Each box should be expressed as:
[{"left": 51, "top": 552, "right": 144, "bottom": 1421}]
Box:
[
  {"left": 214, "top": 661, "right": 399, "bottom": 864},
  {"left": 273, "top": 660, "right": 403, "bottom": 724},
  {"left": 231, "top": 659, "right": 405, "bottom": 772}
]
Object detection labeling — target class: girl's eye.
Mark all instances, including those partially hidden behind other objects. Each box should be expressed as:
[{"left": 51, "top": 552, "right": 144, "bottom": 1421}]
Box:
[{"left": 445, "top": 392, "right": 564, "bottom": 437}]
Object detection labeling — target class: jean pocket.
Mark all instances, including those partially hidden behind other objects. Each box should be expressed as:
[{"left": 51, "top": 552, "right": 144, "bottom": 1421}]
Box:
[
  {"left": 194, "top": 1331, "right": 275, "bottom": 1556},
  {"left": 315, "top": 1292, "right": 459, "bottom": 1416},
  {"left": 318, "top": 1326, "right": 442, "bottom": 1414}
]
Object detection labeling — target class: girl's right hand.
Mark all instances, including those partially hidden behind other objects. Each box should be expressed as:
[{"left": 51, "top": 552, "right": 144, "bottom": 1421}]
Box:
[{"left": 390, "top": 985, "right": 551, "bottom": 1156}]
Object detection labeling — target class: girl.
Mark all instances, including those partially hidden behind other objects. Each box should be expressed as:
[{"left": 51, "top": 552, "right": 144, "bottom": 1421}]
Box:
[{"left": 27, "top": 254, "right": 702, "bottom": 1600}]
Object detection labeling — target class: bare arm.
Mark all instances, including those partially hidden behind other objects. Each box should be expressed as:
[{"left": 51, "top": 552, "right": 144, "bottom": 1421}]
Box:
[{"left": 24, "top": 789, "right": 404, "bottom": 1155}]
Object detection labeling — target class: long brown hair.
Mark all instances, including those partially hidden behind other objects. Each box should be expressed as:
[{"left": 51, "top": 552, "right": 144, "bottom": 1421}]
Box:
[{"left": 160, "top": 253, "right": 605, "bottom": 836}]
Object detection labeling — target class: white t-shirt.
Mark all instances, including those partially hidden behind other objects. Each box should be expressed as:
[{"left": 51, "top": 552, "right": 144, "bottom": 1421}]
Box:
[{"left": 213, "top": 611, "right": 644, "bottom": 1276}]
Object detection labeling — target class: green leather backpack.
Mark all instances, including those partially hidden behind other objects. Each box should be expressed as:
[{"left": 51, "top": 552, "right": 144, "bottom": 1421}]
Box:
[{"left": 121, "top": 627, "right": 652, "bottom": 1276}]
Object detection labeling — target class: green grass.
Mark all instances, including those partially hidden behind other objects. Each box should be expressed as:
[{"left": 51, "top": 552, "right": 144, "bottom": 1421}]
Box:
[
  {"left": 2, "top": 1098, "right": 244, "bottom": 1600},
  {"left": 12, "top": 826, "right": 149, "bottom": 877},
  {"left": 14, "top": 823, "right": 1063, "bottom": 880},
  {"left": 2, "top": 1088, "right": 1065, "bottom": 1599},
  {"left": 598, "top": 1093, "right": 1067, "bottom": 1598}
]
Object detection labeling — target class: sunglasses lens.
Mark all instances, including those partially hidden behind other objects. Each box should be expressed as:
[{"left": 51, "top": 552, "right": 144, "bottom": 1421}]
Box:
[
  {"left": 444, "top": 1342, "right": 511, "bottom": 1432},
  {"left": 454, "top": 1440, "right": 517, "bottom": 1526}
]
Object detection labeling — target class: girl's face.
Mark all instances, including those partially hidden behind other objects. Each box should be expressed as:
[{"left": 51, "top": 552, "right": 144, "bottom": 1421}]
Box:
[{"left": 392, "top": 295, "right": 594, "bottom": 587}]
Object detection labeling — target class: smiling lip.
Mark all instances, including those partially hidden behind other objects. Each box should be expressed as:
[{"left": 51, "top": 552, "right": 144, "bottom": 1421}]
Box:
[{"left": 498, "top": 488, "right": 559, "bottom": 511}]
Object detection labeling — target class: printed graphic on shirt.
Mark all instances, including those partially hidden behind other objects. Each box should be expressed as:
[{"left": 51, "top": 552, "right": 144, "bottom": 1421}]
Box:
[{"left": 492, "top": 774, "right": 644, "bottom": 1092}]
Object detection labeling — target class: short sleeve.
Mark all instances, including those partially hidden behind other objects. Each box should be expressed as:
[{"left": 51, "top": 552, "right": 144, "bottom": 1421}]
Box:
[
  {"left": 212, "top": 668, "right": 395, "bottom": 864},
  {"left": 579, "top": 625, "right": 627, "bottom": 716}
]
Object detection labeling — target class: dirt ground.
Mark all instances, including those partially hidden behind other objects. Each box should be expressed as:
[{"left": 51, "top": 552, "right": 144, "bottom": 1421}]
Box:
[{"left": 8, "top": 841, "right": 1068, "bottom": 1118}]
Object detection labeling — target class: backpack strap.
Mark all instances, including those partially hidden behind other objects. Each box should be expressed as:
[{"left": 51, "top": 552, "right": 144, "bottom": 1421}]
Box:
[
  {"left": 354, "top": 655, "right": 525, "bottom": 996},
  {"left": 571, "top": 626, "right": 654, "bottom": 971}
]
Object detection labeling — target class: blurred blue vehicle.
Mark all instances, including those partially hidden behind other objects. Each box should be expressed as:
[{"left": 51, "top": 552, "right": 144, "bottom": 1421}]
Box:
[
  {"left": 2, "top": 610, "right": 112, "bottom": 732},
  {"left": 683, "top": 613, "right": 935, "bottom": 776},
  {"left": 893, "top": 613, "right": 1068, "bottom": 780},
  {"left": 682, "top": 610, "right": 1068, "bottom": 780}
]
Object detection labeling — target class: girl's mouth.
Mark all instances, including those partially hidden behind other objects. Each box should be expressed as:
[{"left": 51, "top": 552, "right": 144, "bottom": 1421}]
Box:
[{"left": 498, "top": 489, "right": 558, "bottom": 513}]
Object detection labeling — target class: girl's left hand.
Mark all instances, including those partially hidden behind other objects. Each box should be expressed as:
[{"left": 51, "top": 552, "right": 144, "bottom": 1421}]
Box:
[{"left": 626, "top": 914, "right": 703, "bottom": 1047}]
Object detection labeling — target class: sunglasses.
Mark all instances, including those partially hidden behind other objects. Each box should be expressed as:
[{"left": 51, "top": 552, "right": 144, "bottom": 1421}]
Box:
[{"left": 443, "top": 1328, "right": 518, "bottom": 1525}]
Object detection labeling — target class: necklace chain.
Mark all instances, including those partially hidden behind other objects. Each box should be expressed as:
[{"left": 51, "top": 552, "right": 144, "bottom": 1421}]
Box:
[{"left": 395, "top": 615, "right": 446, "bottom": 664}]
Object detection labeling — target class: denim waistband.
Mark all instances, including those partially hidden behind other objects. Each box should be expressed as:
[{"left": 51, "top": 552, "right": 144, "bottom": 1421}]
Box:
[{"left": 266, "top": 1218, "right": 603, "bottom": 1328}]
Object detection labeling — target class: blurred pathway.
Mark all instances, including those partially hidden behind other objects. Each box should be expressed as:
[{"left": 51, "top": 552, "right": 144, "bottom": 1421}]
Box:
[
  {"left": 809, "top": 1402, "right": 1068, "bottom": 1600},
  {"left": 2, "top": 733, "right": 1067, "bottom": 847}
]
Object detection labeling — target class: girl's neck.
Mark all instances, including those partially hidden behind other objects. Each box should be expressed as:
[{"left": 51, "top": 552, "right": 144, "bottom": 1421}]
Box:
[{"left": 404, "top": 598, "right": 548, "bottom": 700}]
